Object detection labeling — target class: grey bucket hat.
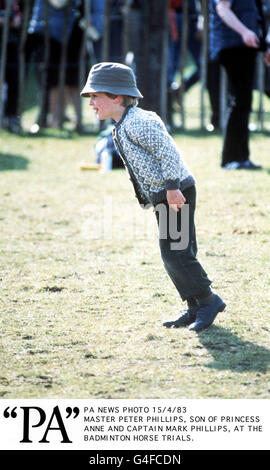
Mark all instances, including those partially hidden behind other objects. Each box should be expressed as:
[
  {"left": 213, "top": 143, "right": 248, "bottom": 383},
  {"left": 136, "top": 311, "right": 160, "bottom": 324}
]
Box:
[{"left": 80, "top": 62, "right": 143, "bottom": 99}]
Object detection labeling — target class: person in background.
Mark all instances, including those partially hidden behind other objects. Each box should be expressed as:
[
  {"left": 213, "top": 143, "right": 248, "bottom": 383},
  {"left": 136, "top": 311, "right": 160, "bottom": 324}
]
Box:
[
  {"left": 87, "top": 0, "right": 106, "bottom": 63},
  {"left": 209, "top": 0, "right": 270, "bottom": 170},
  {"left": 0, "top": 0, "right": 22, "bottom": 133},
  {"left": 26, "top": 0, "right": 81, "bottom": 129},
  {"left": 260, "top": 0, "right": 270, "bottom": 97},
  {"left": 167, "top": 0, "right": 221, "bottom": 131},
  {"left": 168, "top": 0, "right": 201, "bottom": 95},
  {"left": 167, "top": 0, "right": 201, "bottom": 127}
]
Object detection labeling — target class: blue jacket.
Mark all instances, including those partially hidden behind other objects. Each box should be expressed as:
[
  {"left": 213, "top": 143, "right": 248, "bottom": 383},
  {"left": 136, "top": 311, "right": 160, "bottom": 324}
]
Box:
[
  {"left": 90, "top": 0, "right": 105, "bottom": 35},
  {"left": 28, "top": 0, "right": 80, "bottom": 43},
  {"left": 209, "top": 0, "right": 266, "bottom": 59}
]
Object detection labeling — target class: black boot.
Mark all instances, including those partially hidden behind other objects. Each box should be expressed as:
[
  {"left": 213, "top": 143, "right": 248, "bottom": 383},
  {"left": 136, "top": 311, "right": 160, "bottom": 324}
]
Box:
[
  {"left": 188, "top": 294, "right": 226, "bottom": 332},
  {"left": 163, "top": 297, "right": 199, "bottom": 328}
]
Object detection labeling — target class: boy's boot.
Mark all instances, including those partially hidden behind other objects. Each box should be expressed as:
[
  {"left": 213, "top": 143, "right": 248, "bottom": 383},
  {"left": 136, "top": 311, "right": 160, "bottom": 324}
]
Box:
[
  {"left": 188, "top": 293, "right": 226, "bottom": 332},
  {"left": 163, "top": 297, "right": 199, "bottom": 328}
]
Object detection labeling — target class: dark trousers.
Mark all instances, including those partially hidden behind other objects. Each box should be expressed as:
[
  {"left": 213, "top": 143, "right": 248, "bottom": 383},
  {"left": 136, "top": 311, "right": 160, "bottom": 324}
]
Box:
[
  {"left": 155, "top": 185, "right": 212, "bottom": 301},
  {"left": 207, "top": 58, "right": 221, "bottom": 128},
  {"left": 219, "top": 47, "right": 257, "bottom": 166},
  {"left": 5, "top": 40, "right": 19, "bottom": 117},
  {"left": 168, "top": 14, "right": 201, "bottom": 89}
]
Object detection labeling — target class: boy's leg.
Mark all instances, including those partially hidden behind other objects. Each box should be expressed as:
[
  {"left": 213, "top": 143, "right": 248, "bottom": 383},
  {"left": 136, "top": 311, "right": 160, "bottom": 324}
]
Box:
[
  {"left": 155, "top": 185, "right": 225, "bottom": 330},
  {"left": 155, "top": 185, "right": 212, "bottom": 302}
]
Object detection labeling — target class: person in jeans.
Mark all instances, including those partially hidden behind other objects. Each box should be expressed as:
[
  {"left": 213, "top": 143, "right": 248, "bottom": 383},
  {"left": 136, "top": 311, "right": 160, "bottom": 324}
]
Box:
[
  {"left": 209, "top": 0, "right": 270, "bottom": 169},
  {"left": 80, "top": 62, "right": 226, "bottom": 332}
]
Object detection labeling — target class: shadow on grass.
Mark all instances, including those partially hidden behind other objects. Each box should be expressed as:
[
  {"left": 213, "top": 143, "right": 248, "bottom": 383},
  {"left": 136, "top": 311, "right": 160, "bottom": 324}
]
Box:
[
  {"left": 0, "top": 153, "right": 29, "bottom": 171},
  {"left": 198, "top": 325, "right": 270, "bottom": 373}
]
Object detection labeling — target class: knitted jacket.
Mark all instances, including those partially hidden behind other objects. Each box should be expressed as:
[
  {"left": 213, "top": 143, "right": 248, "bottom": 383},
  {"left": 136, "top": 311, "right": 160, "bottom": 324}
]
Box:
[{"left": 112, "top": 106, "right": 195, "bottom": 207}]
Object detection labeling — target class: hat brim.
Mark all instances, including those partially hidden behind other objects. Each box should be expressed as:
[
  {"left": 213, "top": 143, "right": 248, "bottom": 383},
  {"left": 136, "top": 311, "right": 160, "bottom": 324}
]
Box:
[{"left": 80, "top": 84, "right": 143, "bottom": 99}]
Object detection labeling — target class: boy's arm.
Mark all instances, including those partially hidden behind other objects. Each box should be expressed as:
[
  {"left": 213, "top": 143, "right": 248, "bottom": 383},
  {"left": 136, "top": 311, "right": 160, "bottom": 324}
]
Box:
[
  {"left": 135, "top": 117, "right": 187, "bottom": 211},
  {"left": 136, "top": 118, "right": 183, "bottom": 188}
]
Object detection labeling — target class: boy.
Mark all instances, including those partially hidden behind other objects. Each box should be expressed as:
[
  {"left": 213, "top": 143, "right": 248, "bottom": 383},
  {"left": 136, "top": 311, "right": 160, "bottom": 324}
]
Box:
[{"left": 80, "top": 62, "right": 226, "bottom": 332}]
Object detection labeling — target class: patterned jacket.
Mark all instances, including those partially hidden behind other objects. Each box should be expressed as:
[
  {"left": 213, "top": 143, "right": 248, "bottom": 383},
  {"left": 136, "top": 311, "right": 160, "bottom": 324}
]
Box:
[{"left": 112, "top": 106, "right": 195, "bottom": 207}]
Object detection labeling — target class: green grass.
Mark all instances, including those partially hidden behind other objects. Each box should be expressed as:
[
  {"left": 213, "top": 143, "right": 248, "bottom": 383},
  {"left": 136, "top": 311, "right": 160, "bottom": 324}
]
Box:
[{"left": 0, "top": 87, "right": 270, "bottom": 399}]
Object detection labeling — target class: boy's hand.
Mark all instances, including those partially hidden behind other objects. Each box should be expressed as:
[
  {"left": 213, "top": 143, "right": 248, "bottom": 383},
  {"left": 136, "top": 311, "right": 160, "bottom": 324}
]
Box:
[{"left": 167, "top": 189, "right": 186, "bottom": 211}]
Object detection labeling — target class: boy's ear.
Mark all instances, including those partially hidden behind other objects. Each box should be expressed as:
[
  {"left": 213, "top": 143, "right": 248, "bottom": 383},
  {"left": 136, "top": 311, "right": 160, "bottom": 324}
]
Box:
[{"left": 114, "top": 95, "right": 123, "bottom": 104}]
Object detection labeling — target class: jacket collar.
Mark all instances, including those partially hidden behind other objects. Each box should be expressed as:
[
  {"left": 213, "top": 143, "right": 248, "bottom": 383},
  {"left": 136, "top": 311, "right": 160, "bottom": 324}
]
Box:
[{"left": 114, "top": 105, "right": 133, "bottom": 128}]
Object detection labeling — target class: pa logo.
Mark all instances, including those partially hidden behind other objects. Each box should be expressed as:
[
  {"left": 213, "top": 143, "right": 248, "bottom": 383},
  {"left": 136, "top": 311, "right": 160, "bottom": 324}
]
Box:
[{"left": 3, "top": 405, "right": 80, "bottom": 443}]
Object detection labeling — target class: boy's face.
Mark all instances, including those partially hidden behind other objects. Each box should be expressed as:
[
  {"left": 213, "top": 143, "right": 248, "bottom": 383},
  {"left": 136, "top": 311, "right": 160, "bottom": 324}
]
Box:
[{"left": 88, "top": 92, "right": 123, "bottom": 121}]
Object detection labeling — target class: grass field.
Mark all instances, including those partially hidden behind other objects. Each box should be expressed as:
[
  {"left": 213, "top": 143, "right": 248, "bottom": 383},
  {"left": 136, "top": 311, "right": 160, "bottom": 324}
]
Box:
[{"left": 0, "top": 88, "right": 270, "bottom": 400}]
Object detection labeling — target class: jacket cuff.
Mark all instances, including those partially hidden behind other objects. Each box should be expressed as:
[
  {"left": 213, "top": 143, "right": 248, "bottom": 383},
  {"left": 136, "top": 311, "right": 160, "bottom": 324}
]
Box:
[{"left": 165, "top": 178, "right": 180, "bottom": 190}]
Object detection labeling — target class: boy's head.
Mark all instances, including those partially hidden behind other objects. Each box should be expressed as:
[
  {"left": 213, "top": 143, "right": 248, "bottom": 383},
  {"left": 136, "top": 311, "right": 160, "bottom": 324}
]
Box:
[{"left": 80, "top": 62, "right": 143, "bottom": 103}]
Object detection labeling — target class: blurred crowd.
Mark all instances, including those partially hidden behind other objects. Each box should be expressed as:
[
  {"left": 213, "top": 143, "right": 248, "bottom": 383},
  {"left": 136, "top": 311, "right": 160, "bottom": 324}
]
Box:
[
  {"left": 1, "top": 0, "right": 270, "bottom": 137},
  {"left": 0, "top": 0, "right": 138, "bottom": 133}
]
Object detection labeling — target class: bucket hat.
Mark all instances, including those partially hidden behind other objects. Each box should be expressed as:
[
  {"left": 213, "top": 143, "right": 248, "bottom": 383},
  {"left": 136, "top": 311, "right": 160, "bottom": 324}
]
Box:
[{"left": 80, "top": 62, "right": 143, "bottom": 99}]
